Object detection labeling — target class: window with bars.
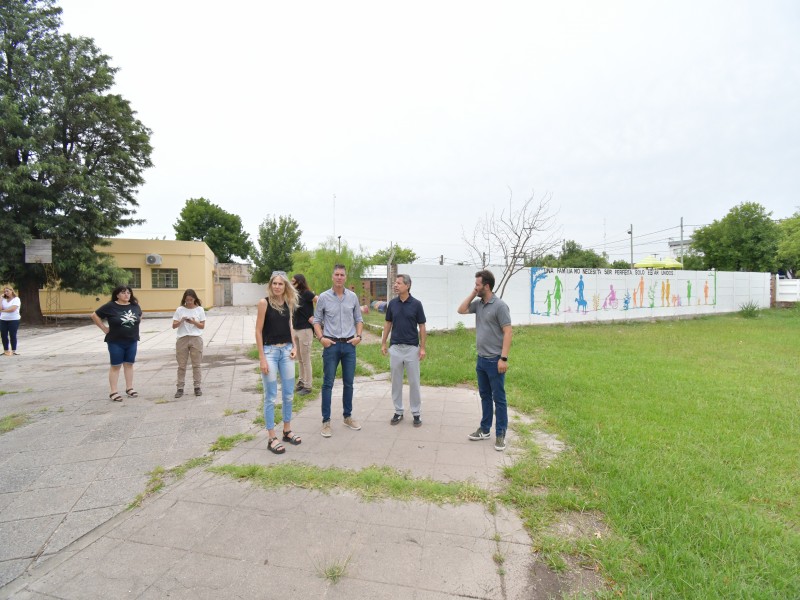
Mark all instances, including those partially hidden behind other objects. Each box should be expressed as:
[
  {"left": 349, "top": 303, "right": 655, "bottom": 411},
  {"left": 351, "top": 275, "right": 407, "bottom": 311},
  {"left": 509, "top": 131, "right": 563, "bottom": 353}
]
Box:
[
  {"left": 123, "top": 268, "right": 142, "bottom": 288},
  {"left": 151, "top": 268, "right": 178, "bottom": 289}
]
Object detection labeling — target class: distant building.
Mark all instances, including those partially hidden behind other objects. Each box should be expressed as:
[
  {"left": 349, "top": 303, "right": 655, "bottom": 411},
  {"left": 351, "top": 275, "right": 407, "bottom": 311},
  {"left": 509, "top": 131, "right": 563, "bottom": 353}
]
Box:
[
  {"left": 667, "top": 238, "right": 693, "bottom": 260},
  {"left": 359, "top": 265, "right": 397, "bottom": 304},
  {"left": 215, "top": 262, "right": 253, "bottom": 306},
  {"left": 40, "top": 238, "right": 217, "bottom": 314}
]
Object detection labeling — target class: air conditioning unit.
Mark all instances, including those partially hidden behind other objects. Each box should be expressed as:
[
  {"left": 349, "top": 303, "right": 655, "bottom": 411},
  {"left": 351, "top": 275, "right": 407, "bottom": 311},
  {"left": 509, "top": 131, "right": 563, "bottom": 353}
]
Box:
[{"left": 145, "top": 253, "right": 163, "bottom": 266}]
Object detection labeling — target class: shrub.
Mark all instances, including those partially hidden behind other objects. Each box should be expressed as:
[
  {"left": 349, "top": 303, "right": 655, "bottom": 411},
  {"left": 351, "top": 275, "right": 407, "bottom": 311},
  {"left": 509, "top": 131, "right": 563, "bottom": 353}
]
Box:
[{"left": 739, "top": 300, "right": 760, "bottom": 318}]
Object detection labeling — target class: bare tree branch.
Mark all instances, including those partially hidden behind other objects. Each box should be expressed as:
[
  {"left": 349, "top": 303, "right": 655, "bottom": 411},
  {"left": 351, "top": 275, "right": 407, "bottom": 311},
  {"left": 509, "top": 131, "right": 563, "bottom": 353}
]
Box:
[{"left": 462, "top": 189, "right": 561, "bottom": 297}]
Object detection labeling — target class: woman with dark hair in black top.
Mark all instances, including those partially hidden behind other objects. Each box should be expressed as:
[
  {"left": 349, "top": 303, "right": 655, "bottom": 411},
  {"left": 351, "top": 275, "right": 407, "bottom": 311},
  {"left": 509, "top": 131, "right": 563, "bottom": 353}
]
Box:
[
  {"left": 91, "top": 285, "right": 143, "bottom": 402},
  {"left": 291, "top": 273, "right": 318, "bottom": 396}
]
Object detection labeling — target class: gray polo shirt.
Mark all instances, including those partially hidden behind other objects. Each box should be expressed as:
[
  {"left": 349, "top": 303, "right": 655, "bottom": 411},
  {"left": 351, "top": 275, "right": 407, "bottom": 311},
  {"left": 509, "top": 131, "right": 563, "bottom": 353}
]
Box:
[
  {"left": 467, "top": 294, "right": 511, "bottom": 357},
  {"left": 313, "top": 287, "right": 363, "bottom": 338}
]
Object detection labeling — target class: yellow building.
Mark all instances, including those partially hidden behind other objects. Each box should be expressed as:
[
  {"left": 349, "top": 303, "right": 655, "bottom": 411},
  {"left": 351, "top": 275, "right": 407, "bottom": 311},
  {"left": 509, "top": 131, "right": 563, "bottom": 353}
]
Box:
[{"left": 41, "top": 239, "right": 216, "bottom": 314}]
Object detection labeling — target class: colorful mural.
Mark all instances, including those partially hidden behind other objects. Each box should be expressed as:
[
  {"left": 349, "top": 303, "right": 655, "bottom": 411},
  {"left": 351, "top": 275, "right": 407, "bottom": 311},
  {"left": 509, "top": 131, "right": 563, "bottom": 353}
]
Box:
[{"left": 528, "top": 267, "right": 718, "bottom": 320}]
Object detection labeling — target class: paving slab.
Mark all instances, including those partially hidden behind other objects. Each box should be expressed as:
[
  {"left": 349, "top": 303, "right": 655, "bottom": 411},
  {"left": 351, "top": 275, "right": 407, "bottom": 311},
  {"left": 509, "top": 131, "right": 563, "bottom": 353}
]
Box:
[{"left": 0, "top": 307, "right": 575, "bottom": 599}]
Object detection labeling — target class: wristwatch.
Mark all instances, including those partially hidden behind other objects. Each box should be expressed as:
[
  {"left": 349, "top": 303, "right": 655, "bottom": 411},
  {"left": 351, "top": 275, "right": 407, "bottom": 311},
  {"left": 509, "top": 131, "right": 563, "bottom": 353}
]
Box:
[{"left": 500, "top": 356, "right": 508, "bottom": 362}]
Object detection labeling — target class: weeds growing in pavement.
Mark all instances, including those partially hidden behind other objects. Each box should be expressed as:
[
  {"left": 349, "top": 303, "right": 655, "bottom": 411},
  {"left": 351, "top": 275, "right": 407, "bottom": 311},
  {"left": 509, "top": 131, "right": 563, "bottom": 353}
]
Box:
[{"left": 0, "top": 413, "right": 28, "bottom": 434}]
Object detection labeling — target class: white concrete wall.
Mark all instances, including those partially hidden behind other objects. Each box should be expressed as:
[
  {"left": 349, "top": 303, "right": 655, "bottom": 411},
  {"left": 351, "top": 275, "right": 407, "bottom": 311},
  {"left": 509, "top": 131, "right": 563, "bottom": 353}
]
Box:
[
  {"left": 233, "top": 282, "right": 266, "bottom": 307},
  {"left": 776, "top": 276, "right": 800, "bottom": 302},
  {"left": 402, "top": 265, "right": 771, "bottom": 331}
]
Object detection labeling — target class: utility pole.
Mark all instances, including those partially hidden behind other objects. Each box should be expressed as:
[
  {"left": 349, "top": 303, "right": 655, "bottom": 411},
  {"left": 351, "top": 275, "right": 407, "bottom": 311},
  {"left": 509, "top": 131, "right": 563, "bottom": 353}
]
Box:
[
  {"left": 627, "top": 224, "right": 634, "bottom": 268},
  {"left": 386, "top": 242, "right": 396, "bottom": 301},
  {"left": 337, "top": 235, "right": 341, "bottom": 255},
  {"left": 680, "top": 217, "right": 684, "bottom": 265}
]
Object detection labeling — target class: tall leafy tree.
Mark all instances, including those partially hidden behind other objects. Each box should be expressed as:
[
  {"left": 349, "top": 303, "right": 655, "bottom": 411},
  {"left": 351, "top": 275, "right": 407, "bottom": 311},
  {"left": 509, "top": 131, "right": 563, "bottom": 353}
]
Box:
[
  {"left": 691, "top": 202, "right": 779, "bottom": 272},
  {"left": 557, "top": 240, "right": 609, "bottom": 268},
  {"left": 251, "top": 215, "right": 303, "bottom": 283},
  {"left": 369, "top": 244, "right": 418, "bottom": 266},
  {"left": 291, "top": 238, "right": 368, "bottom": 297},
  {"left": 1, "top": 1, "right": 153, "bottom": 323},
  {"left": 173, "top": 198, "right": 253, "bottom": 263},
  {"left": 776, "top": 210, "right": 800, "bottom": 278}
]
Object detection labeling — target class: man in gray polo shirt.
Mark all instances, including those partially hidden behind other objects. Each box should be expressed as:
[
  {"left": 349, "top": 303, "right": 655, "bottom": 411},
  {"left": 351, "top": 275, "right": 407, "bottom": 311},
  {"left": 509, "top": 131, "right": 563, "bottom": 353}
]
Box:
[{"left": 457, "top": 269, "right": 513, "bottom": 451}]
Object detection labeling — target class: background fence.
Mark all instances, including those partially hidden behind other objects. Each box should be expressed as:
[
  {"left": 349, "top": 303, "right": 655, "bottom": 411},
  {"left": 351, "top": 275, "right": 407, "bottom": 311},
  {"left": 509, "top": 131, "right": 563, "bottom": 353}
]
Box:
[
  {"left": 401, "top": 266, "right": 771, "bottom": 331},
  {"left": 232, "top": 267, "right": 772, "bottom": 331}
]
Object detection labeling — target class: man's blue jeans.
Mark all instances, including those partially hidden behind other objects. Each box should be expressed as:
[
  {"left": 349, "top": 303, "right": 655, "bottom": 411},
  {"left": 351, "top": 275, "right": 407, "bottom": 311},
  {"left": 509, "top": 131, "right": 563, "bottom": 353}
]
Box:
[
  {"left": 261, "top": 343, "right": 295, "bottom": 430},
  {"left": 476, "top": 355, "right": 507, "bottom": 436},
  {"left": 321, "top": 341, "right": 356, "bottom": 422}
]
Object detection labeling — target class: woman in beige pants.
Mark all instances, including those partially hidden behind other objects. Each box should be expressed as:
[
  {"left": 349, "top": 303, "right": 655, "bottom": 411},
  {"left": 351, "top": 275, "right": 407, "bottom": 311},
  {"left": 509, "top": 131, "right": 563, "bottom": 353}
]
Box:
[{"left": 172, "top": 289, "right": 206, "bottom": 397}]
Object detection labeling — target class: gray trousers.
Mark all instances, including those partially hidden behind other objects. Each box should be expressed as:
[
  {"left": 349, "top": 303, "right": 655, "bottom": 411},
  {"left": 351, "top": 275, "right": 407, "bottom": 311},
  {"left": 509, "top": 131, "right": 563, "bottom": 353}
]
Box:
[{"left": 389, "top": 344, "right": 422, "bottom": 416}]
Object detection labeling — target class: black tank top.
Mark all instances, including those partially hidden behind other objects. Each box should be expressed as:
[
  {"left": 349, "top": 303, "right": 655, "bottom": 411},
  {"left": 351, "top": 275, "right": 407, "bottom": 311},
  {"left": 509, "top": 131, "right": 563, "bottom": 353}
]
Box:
[{"left": 262, "top": 299, "right": 292, "bottom": 345}]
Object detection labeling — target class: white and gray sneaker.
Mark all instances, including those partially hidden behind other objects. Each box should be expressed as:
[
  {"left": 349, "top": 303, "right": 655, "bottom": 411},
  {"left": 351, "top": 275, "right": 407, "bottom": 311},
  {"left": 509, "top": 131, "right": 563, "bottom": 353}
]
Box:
[{"left": 468, "top": 428, "right": 490, "bottom": 441}]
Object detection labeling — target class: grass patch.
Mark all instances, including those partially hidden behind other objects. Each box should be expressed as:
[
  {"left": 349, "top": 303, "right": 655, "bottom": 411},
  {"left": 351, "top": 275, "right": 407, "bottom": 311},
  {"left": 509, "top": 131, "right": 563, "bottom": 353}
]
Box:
[
  {"left": 0, "top": 390, "right": 18, "bottom": 396},
  {"left": 127, "top": 457, "right": 214, "bottom": 509},
  {"left": 209, "top": 433, "right": 255, "bottom": 452},
  {"left": 355, "top": 309, "right": 800, "bottom": 598},
  {"left": 210, "top": 463, "right": 490, "bottom": 505},
  {"left": 223, "top": 408, "right": 248, "bottom": 417},
  {"left": 0, "top": 413, "right": 28, "bottom": 434},
  {"left": 127, "top": 431, "right": 259, "bottom": 509}
]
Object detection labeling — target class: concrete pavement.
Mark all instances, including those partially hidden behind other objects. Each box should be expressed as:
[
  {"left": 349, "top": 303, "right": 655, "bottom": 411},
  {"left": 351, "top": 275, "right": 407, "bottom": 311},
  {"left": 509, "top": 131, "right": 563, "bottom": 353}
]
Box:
[{"left": 0, "top": 307, "right": 593, "bottom": 599}]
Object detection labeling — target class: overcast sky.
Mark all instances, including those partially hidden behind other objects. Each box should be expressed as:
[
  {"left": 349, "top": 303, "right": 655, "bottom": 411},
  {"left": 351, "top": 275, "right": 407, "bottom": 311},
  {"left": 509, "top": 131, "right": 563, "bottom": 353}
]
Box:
[{"left": 57, "top": 0, "right": 800, "bottom": 265}]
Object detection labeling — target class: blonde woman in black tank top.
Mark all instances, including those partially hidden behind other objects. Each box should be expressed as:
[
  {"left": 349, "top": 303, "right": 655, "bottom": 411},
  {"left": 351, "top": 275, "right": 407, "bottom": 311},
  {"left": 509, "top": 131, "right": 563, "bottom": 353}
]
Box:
[{"left": 255, "top": 271, "right": 300, "bottom": 454}]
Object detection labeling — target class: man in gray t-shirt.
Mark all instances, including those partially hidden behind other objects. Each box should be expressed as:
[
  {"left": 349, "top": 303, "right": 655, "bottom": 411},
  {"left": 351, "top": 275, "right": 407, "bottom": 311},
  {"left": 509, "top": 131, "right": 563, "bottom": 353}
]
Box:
[{"left": 457, "top": 270, "right": 513, "bottom": 451}]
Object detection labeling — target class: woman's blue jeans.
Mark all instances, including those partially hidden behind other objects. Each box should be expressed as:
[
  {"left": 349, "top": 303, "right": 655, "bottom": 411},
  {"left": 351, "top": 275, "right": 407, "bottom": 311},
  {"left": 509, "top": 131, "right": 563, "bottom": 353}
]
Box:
[
  {"left": 476, "top": 355, "right": 507, "bottom": 436},
  {"left": 261, "top": 344, "right": 295, "bottom": 430}
]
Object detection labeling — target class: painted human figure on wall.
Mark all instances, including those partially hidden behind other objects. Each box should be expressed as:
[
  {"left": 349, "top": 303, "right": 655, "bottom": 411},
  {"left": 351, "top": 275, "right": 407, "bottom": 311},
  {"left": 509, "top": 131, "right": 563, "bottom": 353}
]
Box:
[
  {"left": 704, "top": 280, "right": 709, "bottom": 304},
  {"left": 687, "top": 280, "right": 692, "bottom": 304},
  {"left": 553, "top": 276, "right": 563, "bottom": 314},
  {"left": 666, "top": 280, "right": 671, "bottom": 307},
  {"left": 639, "top": 276, "right": 645, "bottom": 307},
  {"left": 575, "top": 275, "right": 585, "bottom": 303}
]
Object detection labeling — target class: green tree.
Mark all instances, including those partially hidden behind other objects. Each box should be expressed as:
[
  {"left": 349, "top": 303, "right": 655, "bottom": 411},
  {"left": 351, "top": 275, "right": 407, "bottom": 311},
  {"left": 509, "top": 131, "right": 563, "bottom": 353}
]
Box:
[
  {"left": 557, "top": 240, "right": 609, "bottom": 268},
  {"left": 776, "top": 210, "right": 800, "bottom": 278},
  {"left": 680, "top": 249, "right": 707, "bottom": 271},
  {"left": 251, "top": 215, "right": 303, "bottom": 283},
  {"left": 291, "top": 238, "right": 368, "bottom": 297},
  {"left": 691, "top": 202, "right": 780, "bottom": 272},
  {"left": 1, "top": 1, "right": 153, "bottom": 323},
  {"left": 528, "top": 253, "right": 558, "bottom": 267},
  {"left": 369, "top": 244, "right": 418, "bottom": 265},
  {"left": 173, "top": 198, "right": 252, "bottom": 263},
  {"left": 610, "top": 260, "right": 631, "bottom": 270}
]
